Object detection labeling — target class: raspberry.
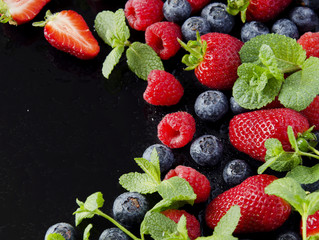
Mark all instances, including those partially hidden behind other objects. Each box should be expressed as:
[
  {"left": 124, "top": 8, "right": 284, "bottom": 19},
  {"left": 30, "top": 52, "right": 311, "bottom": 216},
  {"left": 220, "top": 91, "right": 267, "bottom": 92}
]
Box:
[
  {"left": 124, "top": 0, "right": 164, "bottom": 31},
  {"left": 145, "top": 22, "right": 182, "bottom": 60},
  {"left": 301, "top": 95, "right": 319, "bottom": 131},
  {"left": 143, "top": 70, "right": 184, "bottom": 106},
  {"left": 164, "top": 165, "right": 211, "bottom": 203},
  {"left": 187, "top": 0, "right": 210, "bottom": 13},
  {"left": 157, "top": 112, "right": 196, "bottom": 148},
  {"left": 297, "top": 32, "right": 319, "bottom": 58},
  {"left": 161, "top": 209, "right": 201, "bottom": 240}
]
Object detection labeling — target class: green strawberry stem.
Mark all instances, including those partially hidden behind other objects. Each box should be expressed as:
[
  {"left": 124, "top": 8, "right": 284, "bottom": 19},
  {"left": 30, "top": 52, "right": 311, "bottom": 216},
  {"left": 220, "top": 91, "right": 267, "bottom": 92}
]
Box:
[
  {"left": 32, "top": 10, "right": 57, "bottom": 27},
  {"left": 308, "top": 146, "right": 319, "bottom": 156},
  {"left": 0, "top": 0, "right": 13, "bottom": 25},
  {"left": 226, "top": 0, "right": 250, "bottom": 23}
]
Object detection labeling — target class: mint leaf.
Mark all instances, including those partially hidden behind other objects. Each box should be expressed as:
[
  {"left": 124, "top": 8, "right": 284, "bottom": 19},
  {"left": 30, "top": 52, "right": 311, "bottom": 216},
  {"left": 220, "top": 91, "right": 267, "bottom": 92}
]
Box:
[
  {"left": 83, "top": 224, "right": 93, "bottom": 240},
  {"left": 84, "top": 192, "right": 104, "bottom": 212},
  {"left": 102, "top": 46, "right": 125, "bottom": 79},
  {"left": 175, "top": 215, "right": 189, "bottom": 240},
  {"left": 287, "top": 126, "right": 298, "bottom": 150},
  {"left": 135, "top": 155, "right": 161, "bottom": 185},
  {"left": 286, "top": 164, "right": 319, "bottom": 184},
  {"left": 278, "top": 57, "right": 319, "bottom": 111},
  {"left": 94, "top": 9, "right": 130, "bottom": 48},
  {"left": 47, "top": 233, "right": 65, "bottom": 240},
  {"left": 126, "top": 42, "right": 164, "bottom": 81},
  {"left": 74, "top": 208, "right": 95, "bottom": 226},
  {"left": 119, "top": 172, "right": 159, "bottom": 194},
  {"left": 233, "top": 63, "right": 281, "bottom": 109},
  {"left": 306, "top": 191, "right": 319, "bottom": 215}
]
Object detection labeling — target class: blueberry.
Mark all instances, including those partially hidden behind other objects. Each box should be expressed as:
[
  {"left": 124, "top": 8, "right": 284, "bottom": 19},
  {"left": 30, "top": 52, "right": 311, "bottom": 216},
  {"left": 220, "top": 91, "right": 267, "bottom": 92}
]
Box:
[
  {"left": 112, "top": 192, "right": 149, "bottom": 229},
  {"left": 194, "top": 90, "right": 229, "bottom": 122},
  {"left": 44, "top": 223, "right": 77, "bottom": 240},
  {"left": 99, "top": 228, "right": 129, "bottom": 240},
  {"left": 223, "top": 159, "right": 252, "bottom": 186},
  {"left": 190, "top": 135, "right": 224, "bottom": 167},
  {"left": 181, "top": 16, "right": 211, "bottom": 41},
  {"left": 301, "top": 180, "right": 319, "bottom": 192},
  {"left": 201, "top": 3, "right": 235, "bottom": 34},
  {"left": 241, "top": 21, "right": 270, "bottom": 43},
  {"left": 276, "top": 231, "right": 302, "bottom": 240},
  {"left": 230, "top": 97, "right": 249, "bottom": 115},
  {"left": 163, "top": 0, "right": 192, "bottom": 23},
  {"left": 271, "top": 19, "right": 299, "bottom": 39},
  {"left": 142, "top": 144, "right": 175, "bottom": 173},
  {"left": 289, "top": 6, "right": 319, "bottom": 33},
  {"left": 298, "top": 0, "right": 319, "bottom": 10}
]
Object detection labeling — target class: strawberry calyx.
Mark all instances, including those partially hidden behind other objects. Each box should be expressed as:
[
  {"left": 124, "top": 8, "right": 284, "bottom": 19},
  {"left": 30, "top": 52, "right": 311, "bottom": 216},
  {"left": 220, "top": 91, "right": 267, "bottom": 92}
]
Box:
[
  {"left": 0, "top": 0, "right": 14, "bottom": 25},
  {"left": 32, "top": 10, "right": 58, "bottom": 27},
  {"left": 226, "top": 0, "right": 250, "bottom": 22},
  {"left": 178, "top": 32, "right": 207, "bottom": 71}
]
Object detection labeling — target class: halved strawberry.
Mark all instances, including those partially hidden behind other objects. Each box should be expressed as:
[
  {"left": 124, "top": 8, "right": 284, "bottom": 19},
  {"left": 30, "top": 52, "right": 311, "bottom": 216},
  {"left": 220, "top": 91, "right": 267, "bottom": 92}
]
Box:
[
  {"left": 0, "top": 0, "right": 50, "bottom": 25},
  {"left": 33, "top": 10, "right": 100, "bottom": 60}
]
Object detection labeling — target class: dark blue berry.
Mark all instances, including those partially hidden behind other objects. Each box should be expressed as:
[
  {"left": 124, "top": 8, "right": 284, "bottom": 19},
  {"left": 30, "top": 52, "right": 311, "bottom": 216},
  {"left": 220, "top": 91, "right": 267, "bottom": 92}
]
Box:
[
  {"left": 298, "top": 0, "right": 319, "bottom": 10},
  {"left": 301, "top": 180, "right": 319, "bottom": 192},
  {"left": 181, "top": 16, "right": 211, "bottom": 41},
  {"left": 223, "top": 159, "right": 252, "bottom": 186},
  {"left": 142, "top": 144, "right": 175, "bottom": 173},
  {"left": 44, "top": 223, "right": 77, "bottom": 240},
  {"left": 289, "top": 6, "right": 319, "bottom": 33},
  {"left": 271, "top": 19, "right": 299, "bottom": 39},
  {"left": 190, "top": 135, "right": 224, "bottom": 167},
  {"left": 230, "top": 97, "right": 249, "bottom": 115},
  {"left": 112, "top": 192, "right": 149, "bottom": 229},
  {"left": 99, "top": 228, "right": 129, "bottom": 240},
  {"left": 201, "top": 3, "right": 235, "bottom": 34},
  {"left": 194, "top": 90, "right": 229, "bottom": 122},
  {"left": 241, "top": 21, "right": 270, "bottom": 43},
  {"left": 276, "top": 231, "right": 302, "bottom": 240},
  {"left": 163, "top": 0, "right": 192, "bottom": 23}
]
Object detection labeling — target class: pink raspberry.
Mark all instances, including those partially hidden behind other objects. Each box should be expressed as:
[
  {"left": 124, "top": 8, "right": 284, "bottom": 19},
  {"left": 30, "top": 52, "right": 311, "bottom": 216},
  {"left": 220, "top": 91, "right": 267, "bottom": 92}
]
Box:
[
  {"left": 145, "top": 22, "right": 182, "bottom": 60},
  {"left": 157, "top": 112, "right": 196, "bottom": 148},
  {"left": 161, "top": 209, "right": 201, "bottom": 240},
  {"left": 297, "top": 32, "right": 319, "bottom": 58},
  {"left": 143, "top": 70, "right": 184, "bottom": 106},
  {"left": 124, "top": 0, "right": 164, "bottom": 31},
  {"left": 164, "top": 165, "right": 211, "bottom": 203}
]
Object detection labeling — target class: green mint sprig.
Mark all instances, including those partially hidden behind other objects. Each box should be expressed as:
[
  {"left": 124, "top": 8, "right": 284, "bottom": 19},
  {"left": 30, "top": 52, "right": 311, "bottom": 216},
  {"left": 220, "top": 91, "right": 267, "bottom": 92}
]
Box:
[
  {"left": 94, "top": 9, "right": 164, "bottom": 80},
  {"left": 226, "top": 0, "right": 250, "bottom": 23},
  {"left": 265, "top": 177, "right": 319, "bottom": 240},
  {"left": 233, "top": 34, "right": 319, "bottom": 111},
  {"left": 46, "top": 233, "right": 65, "bottom": 240}
]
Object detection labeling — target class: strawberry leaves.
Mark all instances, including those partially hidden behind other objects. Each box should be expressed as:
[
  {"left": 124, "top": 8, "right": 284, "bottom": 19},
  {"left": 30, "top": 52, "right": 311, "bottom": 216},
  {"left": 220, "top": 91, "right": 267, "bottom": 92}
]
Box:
[{"left": 226, "top": 0, "right": 250, "bottom": 23}]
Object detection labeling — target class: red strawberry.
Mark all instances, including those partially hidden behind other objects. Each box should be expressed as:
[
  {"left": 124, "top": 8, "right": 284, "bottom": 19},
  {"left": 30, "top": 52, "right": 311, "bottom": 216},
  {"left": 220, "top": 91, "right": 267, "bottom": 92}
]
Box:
[
  {"left": 229, "top": 108, "right": 309, "bottom": 161},
  {"left": 187, "top": 0, "right": 210, "bottom": 13},
  {"left": 33, "top": 10, "right": 100, "bottom": 60},
  {"left": 161, "top": 209, "right": 201, "bottom": 240},
  {"left": 205, "top": 174, "right": 291, "bottom": 233},
  {"left": 180, "top": 33, "right": 243, "bottom": 90},
  {"left": 0, "top": 0, "right": 50, "bottom": 25},
  {"left": 301, "top": 96, "right": 319, "bottom": 131},
  {"left": 301, "top": 210, "right": 319, "bottom": 238},
  {"left": 298, "top": 32, "right": 319, "bottom": 59}
]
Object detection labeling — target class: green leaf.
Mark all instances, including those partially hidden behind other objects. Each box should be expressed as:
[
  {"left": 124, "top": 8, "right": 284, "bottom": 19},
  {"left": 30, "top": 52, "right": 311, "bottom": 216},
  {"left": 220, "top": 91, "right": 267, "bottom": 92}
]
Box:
[
  {"left": 286, "top": 164, "right": 319, "bottom": 184},
  {"left": 102, "top": 46, "right": 125, "bottom": 79},
  {"left": 233, "top": 63, "right": 281, "bottom": 109},
  {"left": 83, "top": 224, "right": 93, "bottom": 240},
  {"left": 119, "top": 172, "right": 159, "bottom": 194},
  {"left": 126, "top": 42, "right": 164, "bottom": 81},
  {"left": 306, "top": 191, "right": 319, "bottom": 215},
  {"left": 213, "top": 205, "right": 241, "bottom": 238},
  {"left": 46, "top": 233, "right": 65, "bottom": 240},
  {"left": 287, "top": 126, "right": 298, "bottom": 150},
  {"left": 278, "top": 57, "right": 319, "bottom": 111},
  {"left": 74, "top": 208, "right": 95, "bottom": 226},
  {"left": 84, "top": 192, "right": 104, "bottom": 212},
  {"left": 226, "top": 0, "right": 250, "bottom": 22},
  {"left": 94, "top": 9, "right": 130, "bottom": 48},
  {"left": 175, "top": 215, "right": 190, "bottom": 240},
  {"left": 265, "top": 177, "right": 307, "bottom": 214},
  {"left": 135, "top": 155, "right": 161, "bottom": 184}
]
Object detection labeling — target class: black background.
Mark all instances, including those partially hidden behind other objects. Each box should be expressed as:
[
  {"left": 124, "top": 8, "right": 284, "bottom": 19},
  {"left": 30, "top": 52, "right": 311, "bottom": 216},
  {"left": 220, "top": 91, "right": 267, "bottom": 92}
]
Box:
[{"left": 0, "top": 0, "right": 303, "bottom": 240}]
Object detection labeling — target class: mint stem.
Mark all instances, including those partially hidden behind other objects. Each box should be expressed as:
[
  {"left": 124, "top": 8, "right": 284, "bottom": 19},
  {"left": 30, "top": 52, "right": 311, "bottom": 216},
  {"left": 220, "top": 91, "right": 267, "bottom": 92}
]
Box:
[
  {"left": 302, "top": 213, "right": 308, "bottom": 240},
  {"left": 299, "top": 151, "right": 319, "bottom": 160},
  {"left": 95, "top": 209, "right": 141, "bottom": 240},
  {"left": 309, "top": 146, "right": 319, "bottom": 156}
]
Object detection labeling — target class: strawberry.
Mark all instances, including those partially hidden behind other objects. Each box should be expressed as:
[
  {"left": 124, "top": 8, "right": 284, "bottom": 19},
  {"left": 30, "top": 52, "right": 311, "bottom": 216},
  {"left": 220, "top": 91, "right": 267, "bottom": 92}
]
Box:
[
  {"left": 301, "top": 95, "right": 319, "bottom": 131},
  {"left": 298, "top": 32, "right": 319, "bottom": 59},
  {"left": 301, "top": 210, "right": 319, "bottom": 238},
  {"left": 33, "top": 10, "right": 100, "bottom": 60},
  {"left": 179, "top": 32, "right": 243, "bottom": 90},
  {"left": 229, "top": 108, "right": 309, "bottom": 161},
  {"left": 0, "top": 0, "right": 50, "bottom": 25},
  {"left": 205, "top": 174, "right": 291, "bottom": 234}
]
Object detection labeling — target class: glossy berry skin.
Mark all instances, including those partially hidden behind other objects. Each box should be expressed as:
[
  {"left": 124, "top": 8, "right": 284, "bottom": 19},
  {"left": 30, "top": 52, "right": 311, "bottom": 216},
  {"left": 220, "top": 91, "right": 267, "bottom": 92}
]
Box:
[
  {"left": 300, "top": 96, "right": 319, "bottom": 131},
  {"left": 158, "top": 112, "right": 196, "bottom": 148},
  {"left": 230, "top": 96, "right": 249, "bottom": 115},
  {"left": 187, "top": 0, "right": 210, "bottom": 13},
  {"left": 190, "top": 135, "right": 223, "bottom": 167},
  {"left": 143, "top": 70, "right": 184, "bottom": 106},
  {"left": 112, "top": 192, "right": 149, "bottom": 229},
  {"left": 276, "top": 231, "right": 301, "bottom": 240},
  {"left": 229, "top": 108, "right": 310, "bottom": 161},
  {"left": 161, "top": 209, "right": 201, "bottom": 240},
  {"left": 201, "top": 3, "right": 235, "bottom": 34},
  {"left": 289, "top": 7, "right": 319, "bottom": 33},
  {"left": 145, "top": 22, "right": 182, "bottom": 60},
  {"left": 205, "top": 175, "right": 291, "bottom": 233},
  {"left": 241, "top": 21, "right": 270, "bottom": 43},
  {"left": 222, "top": 159, "right": 252, "bottom": 186},
  {"left": 181, "top": 16, "right": 210, "bottom": 41},
  {"left": 44, "top": 223, "right": 77, "bottom": 240},
  {"left": 195, "top": 33, "right": 243, "bottom": 90},
  {"left": 124, "top": 0, "right": 164, "bottom": 31},
  {"left": 271, "top": 19, "right": 299, "bottom": 39},
  {"left": 298, "top": 0, "right": 319, "bottom": 10},
  {"left": 164, "top": 165, "right": 211, "bottom": 203},
  {"left": 303, "top": 210, "right": 319, "bottom": 237},
  {"left": 142, "top": 144, "right": 175, "bottom": 173},
  {"left": 194, "top": 90, "right": 229, "bottom": 122},
  {"left": 298, "top": 33, "right": 319, "bottom": 59},
  {"left": 163, "top": 0, "right": 191, "bottom": 23},
  {"left": 99, "top": 228, "right": 129, "bottom": 240}
]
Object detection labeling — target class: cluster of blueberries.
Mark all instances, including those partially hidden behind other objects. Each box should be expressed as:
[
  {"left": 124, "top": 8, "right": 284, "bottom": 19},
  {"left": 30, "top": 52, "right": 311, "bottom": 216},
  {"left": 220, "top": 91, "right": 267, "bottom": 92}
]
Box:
[{"left": 163, "top": 0, "right": 319, "bottom": 42}]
